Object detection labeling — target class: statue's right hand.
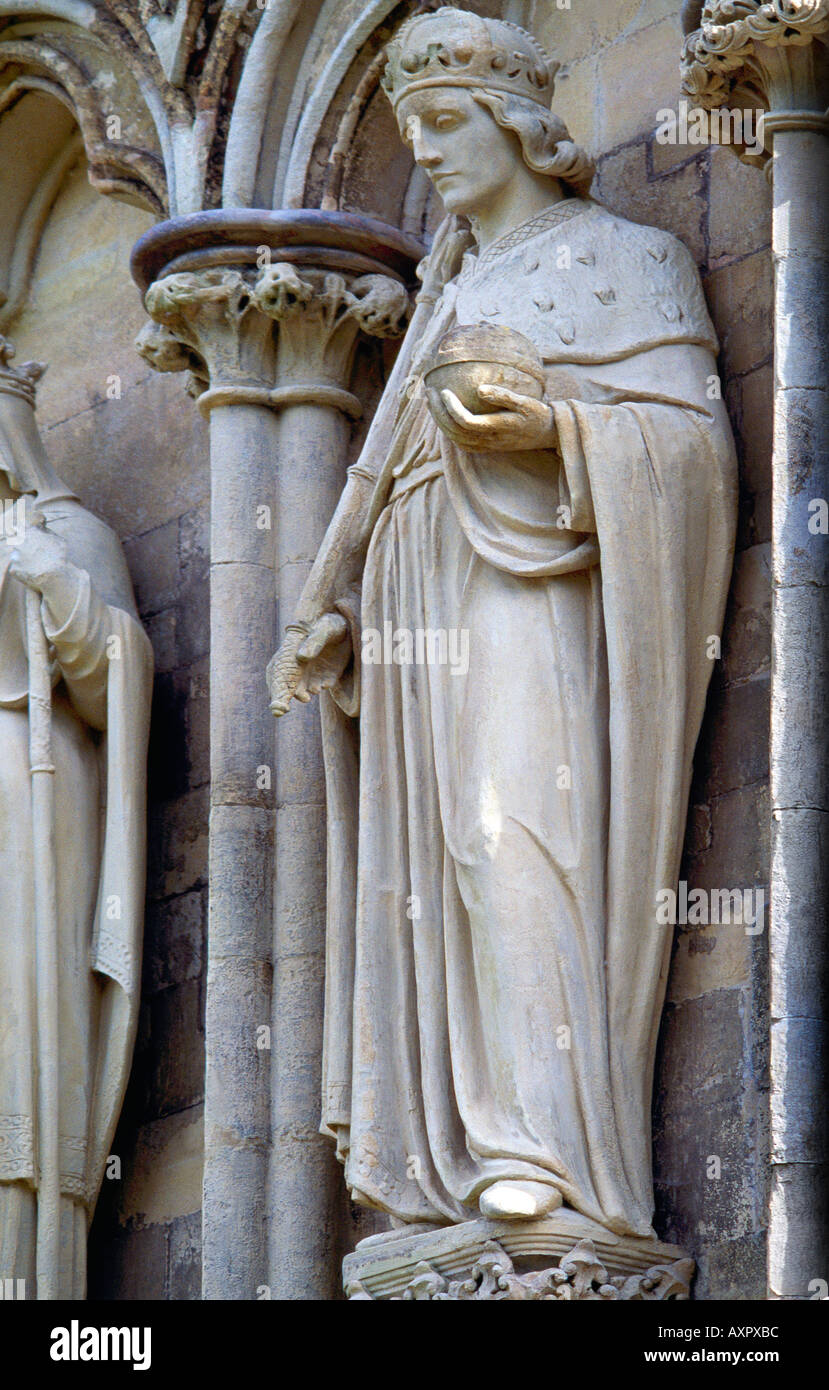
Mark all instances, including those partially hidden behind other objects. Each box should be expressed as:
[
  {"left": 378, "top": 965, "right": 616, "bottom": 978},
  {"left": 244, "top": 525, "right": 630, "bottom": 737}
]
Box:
[{"left": 267, "top": 612, "right": 350, "bottom": 717}]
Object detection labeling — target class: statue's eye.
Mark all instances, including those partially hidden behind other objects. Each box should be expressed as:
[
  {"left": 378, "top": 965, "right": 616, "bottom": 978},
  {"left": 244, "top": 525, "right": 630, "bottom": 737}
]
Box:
[{"left": 434, "top": 113, "right": 459, "bottom": 131}]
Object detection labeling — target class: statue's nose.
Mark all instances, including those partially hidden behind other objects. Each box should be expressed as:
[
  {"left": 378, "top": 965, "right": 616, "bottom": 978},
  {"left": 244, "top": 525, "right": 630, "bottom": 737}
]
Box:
[{"left": 412, "top": 135, "right": 441, "bottom": 168}]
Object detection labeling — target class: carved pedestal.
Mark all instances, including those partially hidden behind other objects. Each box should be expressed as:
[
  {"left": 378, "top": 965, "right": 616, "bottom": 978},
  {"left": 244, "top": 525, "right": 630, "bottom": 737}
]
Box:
[{"left": 344, "top": 1212, "right": 694, "bottom": 1301}]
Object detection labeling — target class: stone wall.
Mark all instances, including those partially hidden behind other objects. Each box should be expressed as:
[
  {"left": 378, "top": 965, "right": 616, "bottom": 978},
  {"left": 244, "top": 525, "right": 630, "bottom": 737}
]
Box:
[
  {"left": 9, "top": 146, "right": 209, "bottom": 1299},
  {"left": 535, "top": 0, "right": 772, "bottom": 1299}
]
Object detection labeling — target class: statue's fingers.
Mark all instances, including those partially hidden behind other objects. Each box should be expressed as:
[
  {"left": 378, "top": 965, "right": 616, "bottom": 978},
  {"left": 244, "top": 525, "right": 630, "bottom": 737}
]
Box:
[
  {"left": 296, "top": 634, "right": 321, "bottom": 663},
  {"left": 298, "top": 613, "right": 348, "bottom": 661},
  {"left": 294, "top": 647, "right": 325, "bottom": 702},
  {"left": 440, "top": 389, "right": 484, "bottom": 429},
  {"left": 294, "top": 667, "right": 314, "bottom": 700},
  {"left": 7, "top": 551, "right": 31, "bottom": 578},
  {"left": 305, "top": 673, "right": 336, "bottom": 696},
  {"left": 6, "top": 558, "right": 38, "bottom": 590},
  {"left": 477, "top": 384, "right": 531, "bottom": 412},
  {"left": 20, "top": 496, "right": 47, "bottom": 530}
]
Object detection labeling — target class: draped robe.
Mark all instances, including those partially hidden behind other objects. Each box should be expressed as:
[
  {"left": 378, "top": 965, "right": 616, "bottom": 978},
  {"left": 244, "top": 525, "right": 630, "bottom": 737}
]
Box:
[
  {"left": 0, "top": 412, "right": 152, "bottom": 1296},
  {"left": 318, "top": 197, "right": 737, "bottom": 1236}
]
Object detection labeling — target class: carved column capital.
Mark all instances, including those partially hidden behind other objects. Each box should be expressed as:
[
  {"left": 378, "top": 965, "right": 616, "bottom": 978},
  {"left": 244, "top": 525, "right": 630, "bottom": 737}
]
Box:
[
  {"left": 252, "top": 262, "right": 409, "bottom": 418},
  {"left": 681, "top": 0, "right": 829, "bottom": 165},
  {"left": 136, "top": 261, "right": 410, "bottom": 418},
  {"left": 131, "top": 210, "right": 423, "bottom": 419},
  {"left": 136, "top": 268, "right": 276, "bottom": 412}
]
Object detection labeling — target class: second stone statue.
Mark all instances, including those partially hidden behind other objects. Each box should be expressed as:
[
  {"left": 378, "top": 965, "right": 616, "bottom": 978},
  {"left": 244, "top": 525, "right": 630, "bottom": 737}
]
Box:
[{"left": 0, "top": 338, "right": 153, "bottom": 1299}]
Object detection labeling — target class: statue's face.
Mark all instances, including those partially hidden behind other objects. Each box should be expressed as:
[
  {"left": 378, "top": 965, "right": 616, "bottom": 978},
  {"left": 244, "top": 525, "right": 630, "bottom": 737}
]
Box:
[{"left": 397, "top": 87, "right": 519, "bottom": 218}]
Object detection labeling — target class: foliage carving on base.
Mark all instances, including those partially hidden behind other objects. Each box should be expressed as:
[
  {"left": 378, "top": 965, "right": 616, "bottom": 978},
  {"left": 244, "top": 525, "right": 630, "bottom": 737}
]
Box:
[{"left": 345, "top": 1238, "right": 694, "bottom": 1301}]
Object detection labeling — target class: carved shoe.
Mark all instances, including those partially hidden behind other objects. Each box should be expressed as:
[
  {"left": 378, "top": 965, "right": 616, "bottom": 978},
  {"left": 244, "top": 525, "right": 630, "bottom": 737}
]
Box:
[{"left": 479, "top": 1180, "right": 563, "bottom": 1220}]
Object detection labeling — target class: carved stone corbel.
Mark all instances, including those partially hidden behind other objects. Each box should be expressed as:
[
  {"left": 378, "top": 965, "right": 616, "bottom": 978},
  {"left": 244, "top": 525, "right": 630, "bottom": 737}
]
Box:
[
  {"left": 342, "top": 1224, "right": 696, "bottom": 1302},
  {"left": 133, "top": 320, "right": 209, "bottom": 398}
]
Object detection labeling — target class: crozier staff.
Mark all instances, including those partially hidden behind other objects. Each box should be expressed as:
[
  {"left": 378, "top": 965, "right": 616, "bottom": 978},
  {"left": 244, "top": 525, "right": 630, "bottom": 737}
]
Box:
[{"left": 18, "top": 506, "right": 61, "bottom": 1300}]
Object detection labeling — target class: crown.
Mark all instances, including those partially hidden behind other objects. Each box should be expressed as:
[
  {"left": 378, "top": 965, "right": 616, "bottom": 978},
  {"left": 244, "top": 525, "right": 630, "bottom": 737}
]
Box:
[
  {"left": 0, "top": 336, "right": 46, "bottom": 405},
  {"left": 382, "top": 7, "right": 559, "bottom": 112}
]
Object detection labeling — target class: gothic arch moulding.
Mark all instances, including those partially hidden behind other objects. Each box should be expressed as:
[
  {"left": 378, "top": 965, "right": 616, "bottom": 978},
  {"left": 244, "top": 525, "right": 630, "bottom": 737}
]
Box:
[
  {"left": 223, "top": 0, "right": 509, "bottom": 235},
  {"left": 0, "top": 0, "right": 270, "bottom": 218}
]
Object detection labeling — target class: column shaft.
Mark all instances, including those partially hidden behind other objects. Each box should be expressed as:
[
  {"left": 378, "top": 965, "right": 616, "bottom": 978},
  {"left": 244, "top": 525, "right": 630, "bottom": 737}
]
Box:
[
  {"left": 202, "top": 401, "right": 278, "bottom": 1299},
  {"left": 268, "top": 402, "right": 350, "bottom": 1300},
  {"left": 768, "top": 126, "right": 829, "bottom": 1298},
  {"left": 131, "top": 214, "right": 420, "bottom": 1300}
]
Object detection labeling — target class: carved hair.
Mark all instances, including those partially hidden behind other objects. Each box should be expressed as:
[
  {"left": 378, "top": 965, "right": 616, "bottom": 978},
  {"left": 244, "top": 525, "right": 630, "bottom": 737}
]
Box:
[{"left": 471, "top": 90, "right": 595, "bottom": 197}]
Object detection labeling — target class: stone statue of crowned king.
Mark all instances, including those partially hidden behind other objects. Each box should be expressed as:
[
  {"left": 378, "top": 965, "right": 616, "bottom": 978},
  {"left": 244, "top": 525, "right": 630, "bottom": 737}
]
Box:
[{"left": 268, "top": 6, "right": 736, "bottom": 1275}]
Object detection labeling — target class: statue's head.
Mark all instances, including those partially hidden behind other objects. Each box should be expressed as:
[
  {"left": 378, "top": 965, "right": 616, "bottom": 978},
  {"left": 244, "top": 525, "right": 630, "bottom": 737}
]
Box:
[
  {"left": 0, "top": 337, "right": 72, "bottom": 503},
  {"left": 382, "top": 7, "right": 594, "bottom": 216}
]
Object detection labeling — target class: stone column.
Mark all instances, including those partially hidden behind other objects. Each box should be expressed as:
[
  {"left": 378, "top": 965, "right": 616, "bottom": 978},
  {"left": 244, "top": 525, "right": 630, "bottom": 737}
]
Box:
[
  {"left": 682, "top": 2, "right": 829, "bottom": 1300},
  {"left": 131, "top": 212, "right": 420, "bottom": 1299},
  {"left": 135, "top": 268, "right": 279, "bottom": 1300},
  {"left": 251, "top": 263, "right": 410, "bottom": 1299},
  {"left": 767, "top": 101, "right": 829, "bottom": 1300}
]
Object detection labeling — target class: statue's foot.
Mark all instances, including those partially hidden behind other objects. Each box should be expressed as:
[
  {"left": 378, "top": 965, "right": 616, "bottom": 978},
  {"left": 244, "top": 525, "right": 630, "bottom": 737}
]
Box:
[{"left": 479, "top": 1180, "right": 563, "bottom": 1220}]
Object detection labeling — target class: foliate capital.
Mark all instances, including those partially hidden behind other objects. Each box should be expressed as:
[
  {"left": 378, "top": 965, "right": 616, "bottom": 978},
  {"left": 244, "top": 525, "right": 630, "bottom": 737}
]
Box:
[
  {"left": 135, "top": 261, "right": 412, "bottom": 409},
  {"left": 252, "top": 263, "right": 410, "bottom": 392},
  {"left": 681, "top": 0, "right": 829, "bottom": 118},
  {"left": 253, "top": 264, "right": 409, "bottom": 338},
  {"left": 138, "top": 269, "right": 274, "bottom": 396}
]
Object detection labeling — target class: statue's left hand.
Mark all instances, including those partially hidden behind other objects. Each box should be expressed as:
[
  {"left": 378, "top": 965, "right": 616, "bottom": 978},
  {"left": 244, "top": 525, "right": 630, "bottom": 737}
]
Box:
[
  {"left": 7, "top": 511, "right": 70, "bottom": 595},
  {"left": 438, "top": 384, "right": 558, "bottom": 452}
]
